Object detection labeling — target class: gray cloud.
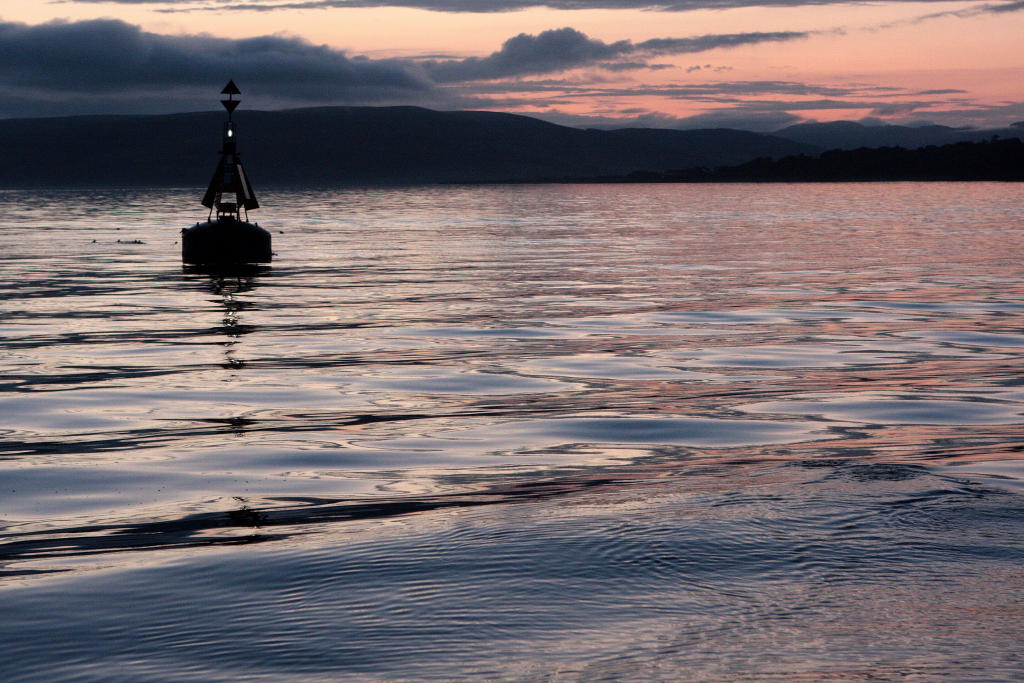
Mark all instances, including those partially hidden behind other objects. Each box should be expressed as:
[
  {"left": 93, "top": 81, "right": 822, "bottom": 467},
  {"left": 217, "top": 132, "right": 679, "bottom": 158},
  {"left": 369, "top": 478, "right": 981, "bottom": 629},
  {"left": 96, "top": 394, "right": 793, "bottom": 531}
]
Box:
[
  {"left": 528, "top": 108, "right": 805, "bottom": 131},
  {"left": 535, "top": 97, "right": 1024, "bottom": 131},
  {"left": 478, "top": 80, "right": 909, "bottom": 101},
  {"left": 986, "top": 0, "right": 1024, "bottom": 11},
  {"left": 1, "top": 18, "right": 1018, "bottom": 130},
  {"left": 635, "top": 32, "right": 807, "bottom": 53},
  {"left": 59, "top": 0, "right": 1022, "bottom": 13},
  {"left": 868, "top": 0, "right": 1024, "bottom": 30},
  {"left": 730, "top": 98, "right": 932, "bottom": 112},
  {"left": 0, "top": 19, "right": 430, "bottom": 104},
  {"left": 595, "top": 61, "right": 675, "bottom": 71},
  {"left": 869, "top": 102, "right": 926, "bottom": 116},
  {"left": 542, "top": 97, "right": 944, "bottom": 129},
  {"left": 0, "top": 20, "right": 816, "bottom": 117},
  {"left": 889, "top": 100, "right": 1024, "bottom": 128},
  {"left": 685, "top": 64, "right": 733, "bottom": 73},
  {"left": 670, "top": 109, "right": 804, "bottom": 130},
  {"left": 423, "top": 28, "right": 630, "bottom": 82},
  {"left": 423, "top": 28, "right": 809, "bottom": 82},
  {"left": 446, "top": 78, "right": 996, "bottom": 130}
]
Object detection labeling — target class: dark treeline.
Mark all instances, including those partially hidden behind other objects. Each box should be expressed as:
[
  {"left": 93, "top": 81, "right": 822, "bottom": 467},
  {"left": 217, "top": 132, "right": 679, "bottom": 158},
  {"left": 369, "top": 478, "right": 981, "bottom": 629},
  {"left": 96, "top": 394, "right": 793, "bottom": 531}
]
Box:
[{"left": 617, "top": 138, "right": 1024, "bottom": 183}]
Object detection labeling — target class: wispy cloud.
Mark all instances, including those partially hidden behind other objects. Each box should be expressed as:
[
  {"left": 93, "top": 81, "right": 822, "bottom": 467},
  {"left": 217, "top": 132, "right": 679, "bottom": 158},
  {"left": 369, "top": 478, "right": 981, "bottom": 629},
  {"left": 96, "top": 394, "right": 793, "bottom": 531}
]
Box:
[
  {"left": 868, "top": 0, "right": 1024, "bottom": 30},
  {"left": 57, "top": 0, "right": 1020, "bottom": 13},
  {"left": 422, "top": 28, "right": 809, "bottom": 82},
  {"left": 524, "top": 108, "right": 806, "bottom": 131},
  {"left": 685, "top": 64, "right": 733, "bottom": 74},
  {"left": 465, "top": 80, "right": 910, "bottom": 101}
]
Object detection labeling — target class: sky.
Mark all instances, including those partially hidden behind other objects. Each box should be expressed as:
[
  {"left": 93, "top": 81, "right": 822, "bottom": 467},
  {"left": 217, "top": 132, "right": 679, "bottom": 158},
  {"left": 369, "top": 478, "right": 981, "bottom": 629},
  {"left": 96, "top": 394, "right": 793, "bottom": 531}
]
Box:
[{"left": 2, "top": 0, "right": 1022, "bottom": 130}]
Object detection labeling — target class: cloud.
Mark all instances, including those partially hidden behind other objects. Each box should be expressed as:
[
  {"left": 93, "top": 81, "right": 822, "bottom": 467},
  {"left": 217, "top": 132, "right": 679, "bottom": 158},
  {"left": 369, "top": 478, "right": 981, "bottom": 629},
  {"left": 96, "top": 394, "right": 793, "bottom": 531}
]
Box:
[
  {"left": 869, "top": 102, "right": 926, "bottom": 116},
  {"left": 423, "top": 28, "right": 809, "bottom": 82},
  {"left": 1, "top": 18, "right": 1018, "bottom": 130},
  {"left": 868, "top": 0, "right": 1024, "bottom": 30},
  {"left": 686, "top": 64, "right": 733, "bottom": 73},
  {"left": 465, "top": 78, "right": 981, "bottom": 129},
  {"left": 526, "top": 108, "right": 805, "bottom": 131},
  {"left": 488, "top": 80, "right": 908, "bottom": 102},
  {"left": 60, "top": 0, "right": 1021, "bottom": 13},
  {"left": 890, "top": 100, "right": 1024, "bottom": 128},
  {"left": 599, "top": 61, "right": 675, "bottom": 71},
  {"left": 0, "top": 19, "right": 817, "bottom": 117},
  {"left": 0, "top": 19, "right": 431, "bottom": 107},
  {"left": 534, "top": 89, "right": 972, "bottom": 120},
  {"left": 635, "top": 32, "right": 808, "bottom": 54},
  {"left": 670, "top": 109, "right": 804, "bottom": 130},
  {"left": 985, "top": 0, "right": 1024, "bottom": 11},
  {"left": 533, "top": 95, "right": 1024, "bottom": 131},
  {"left": 421, "top": 28, "right": 806, "bottom": 81},
  {"left": 423, "top": 28, "right": 630, "bottom": 82}
]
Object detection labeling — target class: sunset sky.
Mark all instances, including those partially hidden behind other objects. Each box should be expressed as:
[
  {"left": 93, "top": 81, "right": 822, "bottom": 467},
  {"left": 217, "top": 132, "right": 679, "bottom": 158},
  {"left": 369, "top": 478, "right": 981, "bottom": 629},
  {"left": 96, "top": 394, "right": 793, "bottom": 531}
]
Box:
[{"left": 3, "top": 0, "right": 1022, "bottom": 129}]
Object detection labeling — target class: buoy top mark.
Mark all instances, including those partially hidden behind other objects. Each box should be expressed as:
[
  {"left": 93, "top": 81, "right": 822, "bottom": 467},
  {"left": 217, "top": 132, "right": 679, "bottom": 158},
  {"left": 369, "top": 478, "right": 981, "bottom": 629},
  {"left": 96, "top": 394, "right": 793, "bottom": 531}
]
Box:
[
  {"left": 221, "top": 80, "right": 241, "bottom": 116},
  {"left": 202, "top": 81, "right": 259, "bottom": 216}
]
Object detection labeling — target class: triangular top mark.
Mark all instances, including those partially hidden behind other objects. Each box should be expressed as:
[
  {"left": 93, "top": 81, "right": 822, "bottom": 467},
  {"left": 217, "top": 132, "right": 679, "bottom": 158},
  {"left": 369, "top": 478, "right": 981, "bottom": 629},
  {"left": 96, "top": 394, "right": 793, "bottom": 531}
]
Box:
[{"left": 221, "top": 80, "right": 241, "bottom": 95}]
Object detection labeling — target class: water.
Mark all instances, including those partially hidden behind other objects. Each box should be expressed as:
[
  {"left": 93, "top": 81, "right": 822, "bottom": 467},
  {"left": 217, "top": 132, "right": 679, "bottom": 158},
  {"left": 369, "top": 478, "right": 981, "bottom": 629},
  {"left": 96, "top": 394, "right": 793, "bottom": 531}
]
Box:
[{"left": 2, "top": 183, "right": 1024, "bottom": 680}]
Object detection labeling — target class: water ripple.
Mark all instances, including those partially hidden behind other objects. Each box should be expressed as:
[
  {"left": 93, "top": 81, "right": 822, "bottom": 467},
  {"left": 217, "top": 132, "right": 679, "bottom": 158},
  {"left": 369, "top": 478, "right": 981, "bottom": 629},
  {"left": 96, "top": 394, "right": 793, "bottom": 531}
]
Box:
[{"left": 2, "top": 184, "right": 1024, "bottom": 679}]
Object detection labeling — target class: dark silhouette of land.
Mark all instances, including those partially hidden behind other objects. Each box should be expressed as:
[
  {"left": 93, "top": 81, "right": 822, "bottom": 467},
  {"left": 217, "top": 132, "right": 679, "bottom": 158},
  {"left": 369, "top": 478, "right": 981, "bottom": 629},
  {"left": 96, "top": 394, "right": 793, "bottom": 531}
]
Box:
[
  {"left": 773, "top": 120, "right": 1024, "bottom": 151},
  {"left": 0, "top": 106, "right": 1020, "bottom": 187},
  {"left": 608, "top": 138, "right": 1024, "bottom": 183},
  {"left": 0, "top": 106, "right": 812, "bottom": 187}
]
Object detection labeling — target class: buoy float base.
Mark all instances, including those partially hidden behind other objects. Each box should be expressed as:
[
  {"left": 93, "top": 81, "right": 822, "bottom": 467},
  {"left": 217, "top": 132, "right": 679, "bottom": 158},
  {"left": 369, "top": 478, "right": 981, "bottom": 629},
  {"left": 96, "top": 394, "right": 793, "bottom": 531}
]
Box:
[{"left": 182, "top": 217, "right": 272, "bottom": 264}]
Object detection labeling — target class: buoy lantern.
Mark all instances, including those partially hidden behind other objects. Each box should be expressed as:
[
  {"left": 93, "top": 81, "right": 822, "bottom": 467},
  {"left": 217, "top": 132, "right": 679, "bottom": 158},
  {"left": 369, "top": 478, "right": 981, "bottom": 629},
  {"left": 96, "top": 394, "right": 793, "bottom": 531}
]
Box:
[{"left": 182, "top": 81, "right": 272, "bottom": 264}]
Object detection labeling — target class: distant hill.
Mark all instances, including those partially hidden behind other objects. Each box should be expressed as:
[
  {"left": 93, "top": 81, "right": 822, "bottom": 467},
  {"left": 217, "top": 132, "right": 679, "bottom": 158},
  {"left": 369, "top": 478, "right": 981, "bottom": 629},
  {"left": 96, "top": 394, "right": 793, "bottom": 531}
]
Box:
[
  {"left": 617, "top": 138, "right": 1024, "bottom": 182},
  {"left": 773, "top": 120, "right": 1024, "bottom": 151},
  {"left": 0, "top": 106, "right": 816, "bottom": 187}
]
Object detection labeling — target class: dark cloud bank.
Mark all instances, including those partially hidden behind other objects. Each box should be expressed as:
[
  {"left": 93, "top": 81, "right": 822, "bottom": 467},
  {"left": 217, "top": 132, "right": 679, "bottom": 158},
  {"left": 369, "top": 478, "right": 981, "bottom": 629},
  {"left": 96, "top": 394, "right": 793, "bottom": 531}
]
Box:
[
  {"left": 0, "top": 19, "right": 808, "bottom": 118},
  {"left": 0, "top": 18, "right": 1019, "bottom": 129},
  {"left": 62, "top": 0, "right": 1024, "bottom": 13},
  {"left": 0, "top": 18, "right": 432, "bottom": 114}
]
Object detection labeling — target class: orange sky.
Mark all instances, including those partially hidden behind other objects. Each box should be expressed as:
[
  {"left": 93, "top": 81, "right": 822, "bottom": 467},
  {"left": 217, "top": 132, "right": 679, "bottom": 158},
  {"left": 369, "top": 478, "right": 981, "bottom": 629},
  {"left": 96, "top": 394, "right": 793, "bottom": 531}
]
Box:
[{"left": 3, "top": 0, "right": 1022, "bottom": 128}]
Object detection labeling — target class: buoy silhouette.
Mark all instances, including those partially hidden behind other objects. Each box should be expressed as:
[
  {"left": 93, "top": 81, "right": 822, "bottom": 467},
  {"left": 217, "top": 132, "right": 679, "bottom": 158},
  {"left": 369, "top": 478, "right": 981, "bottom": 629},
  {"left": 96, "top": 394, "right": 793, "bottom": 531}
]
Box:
[{"left": 182, "top": 81, "right": 272, "bottom": 265}]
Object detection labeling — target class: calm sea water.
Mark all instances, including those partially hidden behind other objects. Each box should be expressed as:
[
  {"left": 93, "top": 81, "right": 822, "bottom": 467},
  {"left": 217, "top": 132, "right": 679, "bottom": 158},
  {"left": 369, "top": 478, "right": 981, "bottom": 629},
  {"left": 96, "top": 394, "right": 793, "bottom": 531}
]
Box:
[{"left": 2, "top": 183, "right": 1024, "bottom": 680}]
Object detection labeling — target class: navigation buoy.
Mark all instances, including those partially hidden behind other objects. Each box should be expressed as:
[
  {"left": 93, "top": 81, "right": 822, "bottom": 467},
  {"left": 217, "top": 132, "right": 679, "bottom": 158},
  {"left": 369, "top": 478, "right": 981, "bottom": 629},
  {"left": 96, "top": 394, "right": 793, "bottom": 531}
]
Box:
[{"left": 182, "top": 81, "right": 272, "bottom": 265}]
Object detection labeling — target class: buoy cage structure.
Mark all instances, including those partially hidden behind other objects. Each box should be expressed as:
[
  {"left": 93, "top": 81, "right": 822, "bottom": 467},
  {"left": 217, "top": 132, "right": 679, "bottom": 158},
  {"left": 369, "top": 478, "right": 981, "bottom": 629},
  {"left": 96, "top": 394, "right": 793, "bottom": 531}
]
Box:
[{"left": 182, "top": 80, "right": 272, "bottom": 265}]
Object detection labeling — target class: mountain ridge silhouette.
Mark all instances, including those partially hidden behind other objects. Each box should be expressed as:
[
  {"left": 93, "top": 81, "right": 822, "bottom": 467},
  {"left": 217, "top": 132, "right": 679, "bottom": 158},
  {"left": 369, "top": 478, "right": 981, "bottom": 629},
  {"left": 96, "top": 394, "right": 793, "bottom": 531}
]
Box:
[
  {"left": 0, "top": 106, "right": 814, "bottom": 186},
  {"left": 3, "top": 106, "right": 1020, "bottom": 187}
]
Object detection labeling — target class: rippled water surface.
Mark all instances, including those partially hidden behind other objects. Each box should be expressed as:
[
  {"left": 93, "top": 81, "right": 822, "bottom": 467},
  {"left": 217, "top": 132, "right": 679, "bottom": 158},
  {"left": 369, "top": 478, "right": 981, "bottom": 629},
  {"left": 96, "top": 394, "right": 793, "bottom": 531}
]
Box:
[{"left": 3, "top": 183, "right": 1024, "bottom": 680}]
